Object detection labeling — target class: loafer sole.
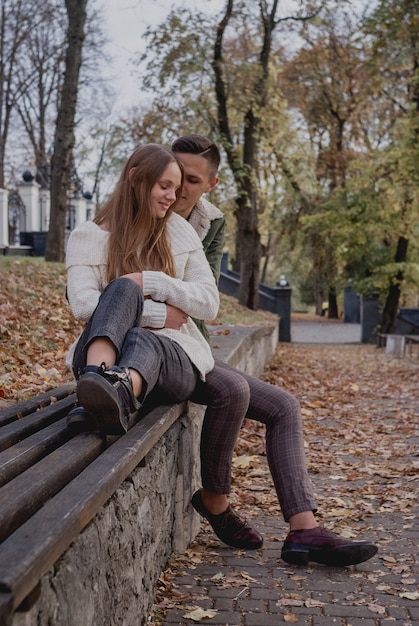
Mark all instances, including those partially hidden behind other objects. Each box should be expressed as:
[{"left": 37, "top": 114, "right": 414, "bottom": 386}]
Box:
[
  {"left": 66, "top": 411, "right": 100, "bottom": 434},
  {"left": 282, "top": 542, "right": 378, "bottom": 567},
  {"left": 77, "top": 373, "right": 130, "bottom": 435}
]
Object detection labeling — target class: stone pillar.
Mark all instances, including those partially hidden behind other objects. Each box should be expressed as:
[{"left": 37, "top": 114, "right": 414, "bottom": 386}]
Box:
[
  {"left": 0, "top": 188, "right": 9, "bottom": 247},
  {"left": 18, "top": 181, "right": 40, "bottom": 231},
  {"left": 73, "top": 195, "right": 87, "bottom": 226},
  {"left": 274, "top": 279, "right": 292, "bottom": 342},
  {"left": 39, "top": 188, "right": 50, "bottom": 231}
]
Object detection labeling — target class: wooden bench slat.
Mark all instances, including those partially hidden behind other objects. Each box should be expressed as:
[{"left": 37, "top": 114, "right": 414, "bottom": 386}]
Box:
[
  {"left": 0, "top": 420, "right": 72, "bottom": 488},
  {"left": 0, "top": 383, "right": 76, "bottom": 427},
  {"left": 0, "top": 402, "right": 184, "bottom": 612},
  {"left": 0, "top": 433, "right": 105, "bottom": 544},
  {"left": 0, "top": 395, "right": 76, "bottom": 452}
]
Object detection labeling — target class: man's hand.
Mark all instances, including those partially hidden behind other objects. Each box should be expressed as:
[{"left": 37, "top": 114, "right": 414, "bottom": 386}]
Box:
[{"left": 165, "top": 304, "right": 189, "bottom": 330}]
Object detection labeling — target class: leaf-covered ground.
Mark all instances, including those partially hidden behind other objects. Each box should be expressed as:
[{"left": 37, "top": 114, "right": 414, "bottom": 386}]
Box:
[
  {"left": 0, "top": 257, "right": 83, "bottom": 403},
  {"left": 151, "top": 342, "right": 419, "bottom": 623},
  {"left": 260, "top": 343, "right": 418, "bottom": 519}
]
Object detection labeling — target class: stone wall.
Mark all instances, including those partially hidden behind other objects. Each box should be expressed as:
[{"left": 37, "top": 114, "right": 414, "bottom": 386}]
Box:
[{"left": 12, "top": 324, "right": 278, "bottom": 626}]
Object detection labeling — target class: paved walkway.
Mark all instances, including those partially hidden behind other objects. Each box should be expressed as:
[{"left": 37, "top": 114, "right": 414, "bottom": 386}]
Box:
[
  {"left": 161, "top": 500, "right": 419, "bottom": 626},
  {"left": 291, "top": 320, "right": 361, "bottom": 344},
  {"left": 158, "top": 320, "right": 418, "bottom": 626}
]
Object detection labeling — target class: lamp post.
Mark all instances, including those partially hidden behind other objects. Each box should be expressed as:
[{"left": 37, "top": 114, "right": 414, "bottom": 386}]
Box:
[{"left": 83, "top": 191, "right": 93, "bottom": 221}]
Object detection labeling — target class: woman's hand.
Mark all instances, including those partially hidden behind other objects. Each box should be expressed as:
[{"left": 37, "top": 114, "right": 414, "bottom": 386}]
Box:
[{"left": 123, "top": 272, "right": 143, "bottom": 288}]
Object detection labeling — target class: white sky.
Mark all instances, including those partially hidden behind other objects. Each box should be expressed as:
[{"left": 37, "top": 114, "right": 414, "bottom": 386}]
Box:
[
  {"left": 70, "top": 0, "right": 226, "bottom": 193},
  {"left": 99, "top": 0, "right": 226, "bottom": 112}
]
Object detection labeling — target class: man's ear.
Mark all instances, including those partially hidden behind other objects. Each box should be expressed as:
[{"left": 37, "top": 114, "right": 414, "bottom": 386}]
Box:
[{"left": 207, "top": 176, "right": 219, "bottom": 192}]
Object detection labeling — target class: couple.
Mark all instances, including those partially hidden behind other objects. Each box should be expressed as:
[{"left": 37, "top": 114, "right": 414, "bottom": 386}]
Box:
[{"left": 65, "top": 135, "right": 378, "bottom": 568}]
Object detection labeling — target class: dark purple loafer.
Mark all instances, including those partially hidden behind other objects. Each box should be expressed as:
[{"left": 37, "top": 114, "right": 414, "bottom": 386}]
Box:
[
  {"left": 191, "top": 489, "right": 263, "bottom": 550},
  {"left": 281, "top": 527, "right": 378, "bottom": 566}
]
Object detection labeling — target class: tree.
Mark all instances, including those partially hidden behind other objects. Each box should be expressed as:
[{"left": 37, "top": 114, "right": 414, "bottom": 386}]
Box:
[
  {"left": 138, "top": 0, "right": 322, "bottom": 310},
  {"left": 45, "top": 0, "right": 88, "bottom": 262},
  {"left": 326, "top": 0, "right": 419, "bottom": 330},
  {"left": 278, "top": 5, "right": 378, "bottom": 316},
  {"left": 0, "top": 0, "right": 37, "bottom": 188},
  {"left": 14, "top": 1, "right": 67, "bottom": 189},
  {"left": 365, "top": 0, "right": 419, "bottom": 333},
  {"left": 212, "top": 0, "right": 328, "bottom": 308}
]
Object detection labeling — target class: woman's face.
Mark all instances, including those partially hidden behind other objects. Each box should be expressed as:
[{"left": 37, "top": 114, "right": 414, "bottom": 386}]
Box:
[{"left": 150, "top": 161, "right": 182, "bottom": 219}]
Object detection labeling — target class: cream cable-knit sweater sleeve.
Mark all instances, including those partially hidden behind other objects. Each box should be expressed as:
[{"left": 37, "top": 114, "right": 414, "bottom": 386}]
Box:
[
  {"left": 140, "top": 212, "right": 221, "bottom": 328},
  {"left": 141, "top": 214, "right": 219, "bottom": 321}
]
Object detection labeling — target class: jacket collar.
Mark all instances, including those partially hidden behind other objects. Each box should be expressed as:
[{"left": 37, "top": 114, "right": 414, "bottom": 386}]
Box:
[{"left": 188, "top": 198, "right": 224, "bottom": 241}]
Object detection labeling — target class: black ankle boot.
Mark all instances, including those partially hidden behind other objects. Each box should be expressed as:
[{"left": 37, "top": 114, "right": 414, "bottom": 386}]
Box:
[
  {"left": 66, "top": 405, "right": 99, "bottom": 433},
  {"left": 76, "top": 363, "right": 141, "bottom": 435}
]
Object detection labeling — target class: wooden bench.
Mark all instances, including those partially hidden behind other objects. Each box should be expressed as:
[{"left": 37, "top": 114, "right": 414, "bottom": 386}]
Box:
[
  {"left": 0, "top": 323, "right": 278, "bottom": 626},
  {"left": 0, "top": 383, "right": 189, "bottom": 625},
  {"left": 404, "top": 334, "right": 419, "bottom": 358},
  {"left": 376, "top": 332, "right": 419, "bottom": 357}
]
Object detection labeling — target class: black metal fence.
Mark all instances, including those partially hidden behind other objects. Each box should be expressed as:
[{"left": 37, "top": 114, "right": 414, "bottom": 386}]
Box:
[{"left": 219, "top": 253, "right": 291, "bottom": 342}]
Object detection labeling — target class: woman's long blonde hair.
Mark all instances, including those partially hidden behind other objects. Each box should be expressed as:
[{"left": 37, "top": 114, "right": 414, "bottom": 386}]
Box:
[{"left": 94, "top": 144, "right": 183, "bottom": 282}]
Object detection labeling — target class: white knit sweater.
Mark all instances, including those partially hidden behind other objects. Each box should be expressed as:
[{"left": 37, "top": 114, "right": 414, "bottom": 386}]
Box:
[{"left": 65, "top": 213, "right": 219, "bottom": 378}]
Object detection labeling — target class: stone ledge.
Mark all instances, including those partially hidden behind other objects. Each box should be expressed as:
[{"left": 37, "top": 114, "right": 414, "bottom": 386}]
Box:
[
  {"left": 209, "top": 324, "right": 279, "bottom": 375},
  {"left": 12, "top": 323, "right": 278, "bottom": 626}
]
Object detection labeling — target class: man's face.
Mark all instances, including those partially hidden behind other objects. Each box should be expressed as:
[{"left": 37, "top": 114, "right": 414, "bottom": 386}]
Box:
[{"left": 173, "top": 152, "right": 219, "bottom": 218}]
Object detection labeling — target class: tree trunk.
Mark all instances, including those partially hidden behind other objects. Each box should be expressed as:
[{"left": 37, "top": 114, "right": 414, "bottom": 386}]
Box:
[
  {"left": 236, "top": 194, "right": 261, "bottom": 309},
  {"left": 211, "top": 0, "right": 275, "bottom": 310},
  {"left": 0, "top": 0, "right": 30, "bottom": 188},
  {"left": 328, "top": 290, "right": 339, "bottom": 319},
  {"left": 380, "top": 236, "right": 408, "bottom": 334},
  {"left": 45, "top": 0, "right": 87, "bottom": 262},
  {"left": 260, "top": 232, "right": 271, "bottom": 284}
]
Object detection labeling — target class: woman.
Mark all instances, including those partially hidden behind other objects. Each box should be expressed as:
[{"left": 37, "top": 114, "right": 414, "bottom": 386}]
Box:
[{"left": 65, "top": 143, "right": 219, "bottom": 436}]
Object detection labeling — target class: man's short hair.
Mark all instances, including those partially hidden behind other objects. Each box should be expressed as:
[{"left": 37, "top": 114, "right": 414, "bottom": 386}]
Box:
[{"left": 172, "top": 134, "right": 220, "bottom": 178}]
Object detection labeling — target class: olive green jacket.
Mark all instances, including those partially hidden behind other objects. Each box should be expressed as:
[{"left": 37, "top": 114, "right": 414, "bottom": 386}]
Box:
[{"left": 189, "top": 198, "right": 226, "bottom": 343}]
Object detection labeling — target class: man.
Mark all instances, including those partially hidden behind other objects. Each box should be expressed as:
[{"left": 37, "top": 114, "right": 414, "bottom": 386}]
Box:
[{"left": 172, "top": 134, "right": 378, "bottom": 567}]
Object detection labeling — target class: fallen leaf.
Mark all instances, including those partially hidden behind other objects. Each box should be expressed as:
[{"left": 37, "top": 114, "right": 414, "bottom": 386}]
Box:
[
  {"left": 277, "top": 598, "right": 304, "bottom": 607},
  {"left": 399, "top": 591, "right": 419, "bottom": 600},
  {"left": 183, "top": 607, "right": 217, "bottom": 621},
  {"left": 232, "top": 455, "right": 260, "bottom": 468},
  {"left": 305, "top": 599, "right": 326, "bottom": 607}
]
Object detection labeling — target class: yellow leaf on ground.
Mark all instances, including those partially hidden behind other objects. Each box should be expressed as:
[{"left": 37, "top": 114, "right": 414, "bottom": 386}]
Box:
[
  {"left": 399, "top": 591, "right": 419, "bottom": 600},
  {"left": 183, "top": 607, "right": 217, "bottom": 621},
  {"left": 232, "top": 455, "right": 260, "bottom": 468}
]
